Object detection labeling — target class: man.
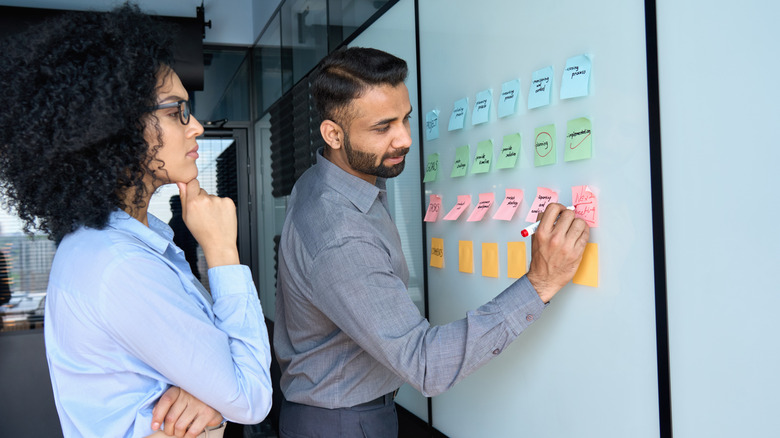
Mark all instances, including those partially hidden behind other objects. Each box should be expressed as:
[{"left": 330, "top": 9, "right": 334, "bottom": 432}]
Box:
[{"left": 274, "top": 47, "right": 590, "bottom": 437}]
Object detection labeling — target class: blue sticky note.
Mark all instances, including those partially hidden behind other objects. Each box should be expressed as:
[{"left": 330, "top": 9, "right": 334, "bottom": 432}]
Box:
[
  {"left": 448, "top": 98, "right": 468, "bottom": 131},
  {"left": 498, "top": 79, "right": 520, "bottom": 118},
  {"left": 561, "top": 54, "right": 592, "bottom": 99},
  {"left": 528, "top": 66, "right": 553, "bottom": 109},
  {"left": 425, "top": 110, "right": 440, "bottom": 140},
  {"left": 471, "top": 89, "right": 492, "bottom": 125}
]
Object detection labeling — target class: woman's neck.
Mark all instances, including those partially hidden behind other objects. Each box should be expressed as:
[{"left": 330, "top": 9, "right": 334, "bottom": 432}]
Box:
[{"left": 121, "top": 184, "right": 153, "bottom": 227}]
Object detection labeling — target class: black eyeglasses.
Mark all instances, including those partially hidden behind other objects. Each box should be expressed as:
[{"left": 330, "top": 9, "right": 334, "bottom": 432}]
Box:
[{"left": 152, "top": 100, "right": 192, "bottom": 125}]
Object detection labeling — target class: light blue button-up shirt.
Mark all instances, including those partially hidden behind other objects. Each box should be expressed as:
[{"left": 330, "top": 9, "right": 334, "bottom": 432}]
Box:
[{"left": 44, "top": 210, "right": 272, "bottom": 438}]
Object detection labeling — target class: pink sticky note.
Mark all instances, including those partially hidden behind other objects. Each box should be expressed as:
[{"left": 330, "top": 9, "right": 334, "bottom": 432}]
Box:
[
  {"left": 443, "top": 195, "right": 472, "bottom": 221},
  {"left": 424, "top": 194, "right": 442, "bottom": 222},
  {"left": 525, "top": 187, "right": 558, "bottom": 222},
  {"left": 493, "top": 188, "right": 524, "bottom": 221},
  {"left": 572, "top": 185, "right": 598, "bottom": 227},
  {"left": 467, "top": 193, "right": 495, "bottom": 222}
]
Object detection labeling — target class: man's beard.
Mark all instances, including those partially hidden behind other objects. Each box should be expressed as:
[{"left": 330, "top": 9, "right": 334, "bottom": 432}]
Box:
[{"left": 343, "top": 131, "right": 408, "bottom": 178}]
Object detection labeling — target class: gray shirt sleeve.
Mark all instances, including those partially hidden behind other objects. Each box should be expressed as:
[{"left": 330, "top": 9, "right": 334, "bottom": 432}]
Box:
[{"left": 307, "top": 234, "right": 546, "bottom": 397}]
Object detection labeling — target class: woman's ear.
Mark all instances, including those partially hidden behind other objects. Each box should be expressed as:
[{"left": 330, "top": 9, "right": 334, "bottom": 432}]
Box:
[{"left": 320, "top": 120, "right": 343, "bottom": 150}]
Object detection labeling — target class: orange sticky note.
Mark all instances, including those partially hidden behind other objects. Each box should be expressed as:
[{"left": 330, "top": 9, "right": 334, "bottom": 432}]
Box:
[
  {"left": 430, "top": 238, "right": 444, "bottom": 268},
  {"left": 573, "top": 242, "right": 598, "bottom": 287},
  {"left": 458, "top": 240, "right": 473, "bottom": 273},
  {"left": 507, "top": 241, "right": 527, "bottom": 278},
  {"left": 481, "top": 243, "right": 499, "bottom": 278}
]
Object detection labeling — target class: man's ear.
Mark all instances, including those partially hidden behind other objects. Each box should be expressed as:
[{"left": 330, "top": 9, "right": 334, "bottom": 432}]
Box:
[{"left": 320, "top": 120, "right": 343, "bottom": 150}]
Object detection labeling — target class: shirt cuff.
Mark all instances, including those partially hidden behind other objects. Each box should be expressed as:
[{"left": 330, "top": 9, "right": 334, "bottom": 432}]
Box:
[
  {"left": 207, "top": 264, "right": 254, "bottom": 299},
  {"left": 495, "top": 275, "right": 547, "bottom": 336}
]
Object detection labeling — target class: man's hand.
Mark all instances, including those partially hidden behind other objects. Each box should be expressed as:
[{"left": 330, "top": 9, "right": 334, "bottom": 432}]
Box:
[
  {"left": 526, "top": 203, "right": 590, "bottom": 303},
  {"left": 151, "top": 386, "right": 224, "bottom": 438},
  {"left": 177, "top": 179, "right": 240, "bottom": 268}
]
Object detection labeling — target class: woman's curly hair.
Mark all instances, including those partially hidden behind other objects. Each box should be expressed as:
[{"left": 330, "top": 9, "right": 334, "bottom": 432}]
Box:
[{"left": 0, "top": 4, "right": 175, "bottom": 242}]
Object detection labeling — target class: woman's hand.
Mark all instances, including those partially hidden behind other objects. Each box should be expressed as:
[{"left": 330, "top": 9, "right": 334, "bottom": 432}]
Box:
[
  {"left": 151, "top": 386, "right": 224, "bottom": 438},
  {"left": 177, "top": 179, "right": 240, "bottom": 268}
]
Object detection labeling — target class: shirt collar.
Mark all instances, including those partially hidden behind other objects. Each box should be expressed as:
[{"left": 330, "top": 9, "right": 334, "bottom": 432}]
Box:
[
  {"left": 315, "top": 148, "right": 387, "bottom": 214},
  {"left": 107, "top": 209, "right": 173, "bottom": 255}
]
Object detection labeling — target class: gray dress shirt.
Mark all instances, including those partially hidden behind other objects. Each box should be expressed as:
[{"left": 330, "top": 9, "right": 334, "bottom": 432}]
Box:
[{"left": 274, "top": 149, "right": 546, "bottom": 409}]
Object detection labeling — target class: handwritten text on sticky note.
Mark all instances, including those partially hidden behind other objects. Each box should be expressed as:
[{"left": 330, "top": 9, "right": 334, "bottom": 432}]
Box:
[
  {"left": 572, "top": 185, "right": 598, "bottom": 227},
  {"left": 471, "top": 139, "right": 493, "bottom": 174},
  {"left": 493, "top": 188, "right": 523, "bottom": 221},
  {"left": 443, "top": 195, "right": 472, "bottom": 221},
  {"left": 424, "top": 194, "right": 442, "bottom": 222},
  {"left": 425, "top": 110, "right": 439, "bottom": 140},
  {"left": 448, "top": 98, "right": 468, "bottom": 131},
  {"left": 423, "top": 153, "right": 440, "bottom": 183},
  {"left": 430, "top": 238, "right": 444, "bottom": 268},
  {"left": 467, "top": 192, "right": 495, "bottom": 222},
  {"left": 451, "top": 145, "right": 470, "bottom": 178},
  {"left": 528, "top": 66, "right": 553, "bottom": 109},
  {"left": 525, "top": 187, "right": 558, "bottom": 222},
  {"left": 498, "top": 79, "right": 520, "bottom": 118}
]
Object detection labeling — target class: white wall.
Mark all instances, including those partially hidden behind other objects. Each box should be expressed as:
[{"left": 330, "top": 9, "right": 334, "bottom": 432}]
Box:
[{"left": 657, "top": 1, "right": 780, "bottom": 437}]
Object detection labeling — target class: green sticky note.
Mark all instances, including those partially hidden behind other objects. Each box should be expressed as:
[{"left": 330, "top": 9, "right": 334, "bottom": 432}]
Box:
[
  {"left": 451, "top": 145, "right": 470, "bottom": 178},
  {"left": 497, "top": 133, "right": 521, "bottom": 169},
  {"left": 564, "top": 117, "right": 593, "bottom": 161},
  {"left": 534, "top": 124, "right": 556, "bottom": 167},
  {"left": 423, "top": 153, "right": 440, "bottom": 182},
  {"left": 471, "top": 140, "right": 493, "bottom": 174}
]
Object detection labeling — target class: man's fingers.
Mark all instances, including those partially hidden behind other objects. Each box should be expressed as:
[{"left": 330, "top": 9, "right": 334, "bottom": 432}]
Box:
[{"left": 537, "top": 203, "right": 569, "bottom": 236}]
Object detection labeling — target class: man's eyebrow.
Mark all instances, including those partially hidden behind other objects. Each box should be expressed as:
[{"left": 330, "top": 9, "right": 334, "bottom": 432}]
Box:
[{"left": 370, "top": 107, "right": 413, "bottom": 127}]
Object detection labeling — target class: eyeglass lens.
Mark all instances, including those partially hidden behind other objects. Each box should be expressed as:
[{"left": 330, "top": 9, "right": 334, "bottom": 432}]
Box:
[{"left": 179, "top": 101, "right": 191, "bottom": 125}]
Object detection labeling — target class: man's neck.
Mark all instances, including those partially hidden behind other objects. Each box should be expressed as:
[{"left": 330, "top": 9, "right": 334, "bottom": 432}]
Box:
[{"left": 323, "top": 147, "right": 377, "bottom": 185}]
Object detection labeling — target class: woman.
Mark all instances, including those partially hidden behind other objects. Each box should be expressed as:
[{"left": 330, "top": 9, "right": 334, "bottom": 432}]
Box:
[{"left": 0, "top": 5, "right": 272, "bottom": 437}]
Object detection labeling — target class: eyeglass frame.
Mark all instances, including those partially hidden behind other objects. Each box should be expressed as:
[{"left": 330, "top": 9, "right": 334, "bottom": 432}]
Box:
[{"left": 151, "top": 100, "right": 192, "bottom": 126}]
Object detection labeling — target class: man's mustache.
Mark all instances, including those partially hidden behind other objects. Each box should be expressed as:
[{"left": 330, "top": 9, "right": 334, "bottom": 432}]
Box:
[{"left": 384, "top": 148, "right": 410, "bottom": 159}]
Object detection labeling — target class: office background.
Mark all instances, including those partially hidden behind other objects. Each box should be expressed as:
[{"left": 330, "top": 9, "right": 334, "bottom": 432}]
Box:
[{"left": 0, "top": 1, "right": 777, "bottom": 437}]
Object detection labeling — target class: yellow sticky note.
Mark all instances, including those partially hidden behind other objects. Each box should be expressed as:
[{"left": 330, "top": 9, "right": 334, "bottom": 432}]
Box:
[
  {"left": 507, "top": 241, "right": 527, "bottom": 278},
  {"left": 458, "top": 240, "right": 473, "bottom": 273},
  {"left": 573, "top": 243, "right": 598, "bottom": 287},
  {"left": 482, "top": 243, "right": 499, "bottom": 278},
  {"left": 430, "top": 238, "right": 444, "bottom": 268}
]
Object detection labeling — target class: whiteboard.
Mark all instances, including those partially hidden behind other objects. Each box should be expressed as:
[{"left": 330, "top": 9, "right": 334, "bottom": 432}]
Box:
[{"left": 417, "top": 1, "right": 660, "bottom": 436}]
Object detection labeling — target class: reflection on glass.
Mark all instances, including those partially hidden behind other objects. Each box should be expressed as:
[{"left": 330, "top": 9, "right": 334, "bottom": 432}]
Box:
[
  {"left": 194, "top": 49, "right": 250, "bottom": 123},
  {"left": 148, "top": 138, "right": 237, "bottom": 292},
  {"left": 328, "top": 0, "right": 390, "bottom": 47},
  {"left": 0, "top": 212, "right": 53, "bottom": 332},
  {"left": 282, "top": 0, "right": 328, "bottom": 85},
  {"left": 254, "top": 13, "right": 286, "bottom": 117}
]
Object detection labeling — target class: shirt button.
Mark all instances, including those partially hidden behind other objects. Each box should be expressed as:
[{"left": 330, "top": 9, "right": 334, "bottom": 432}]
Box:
[
  {"left": 526, "top": 314, "right": 534, "bottom": 322},
  {"left": 492, "top": 349, "right": 500, "bottom": 355}
]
